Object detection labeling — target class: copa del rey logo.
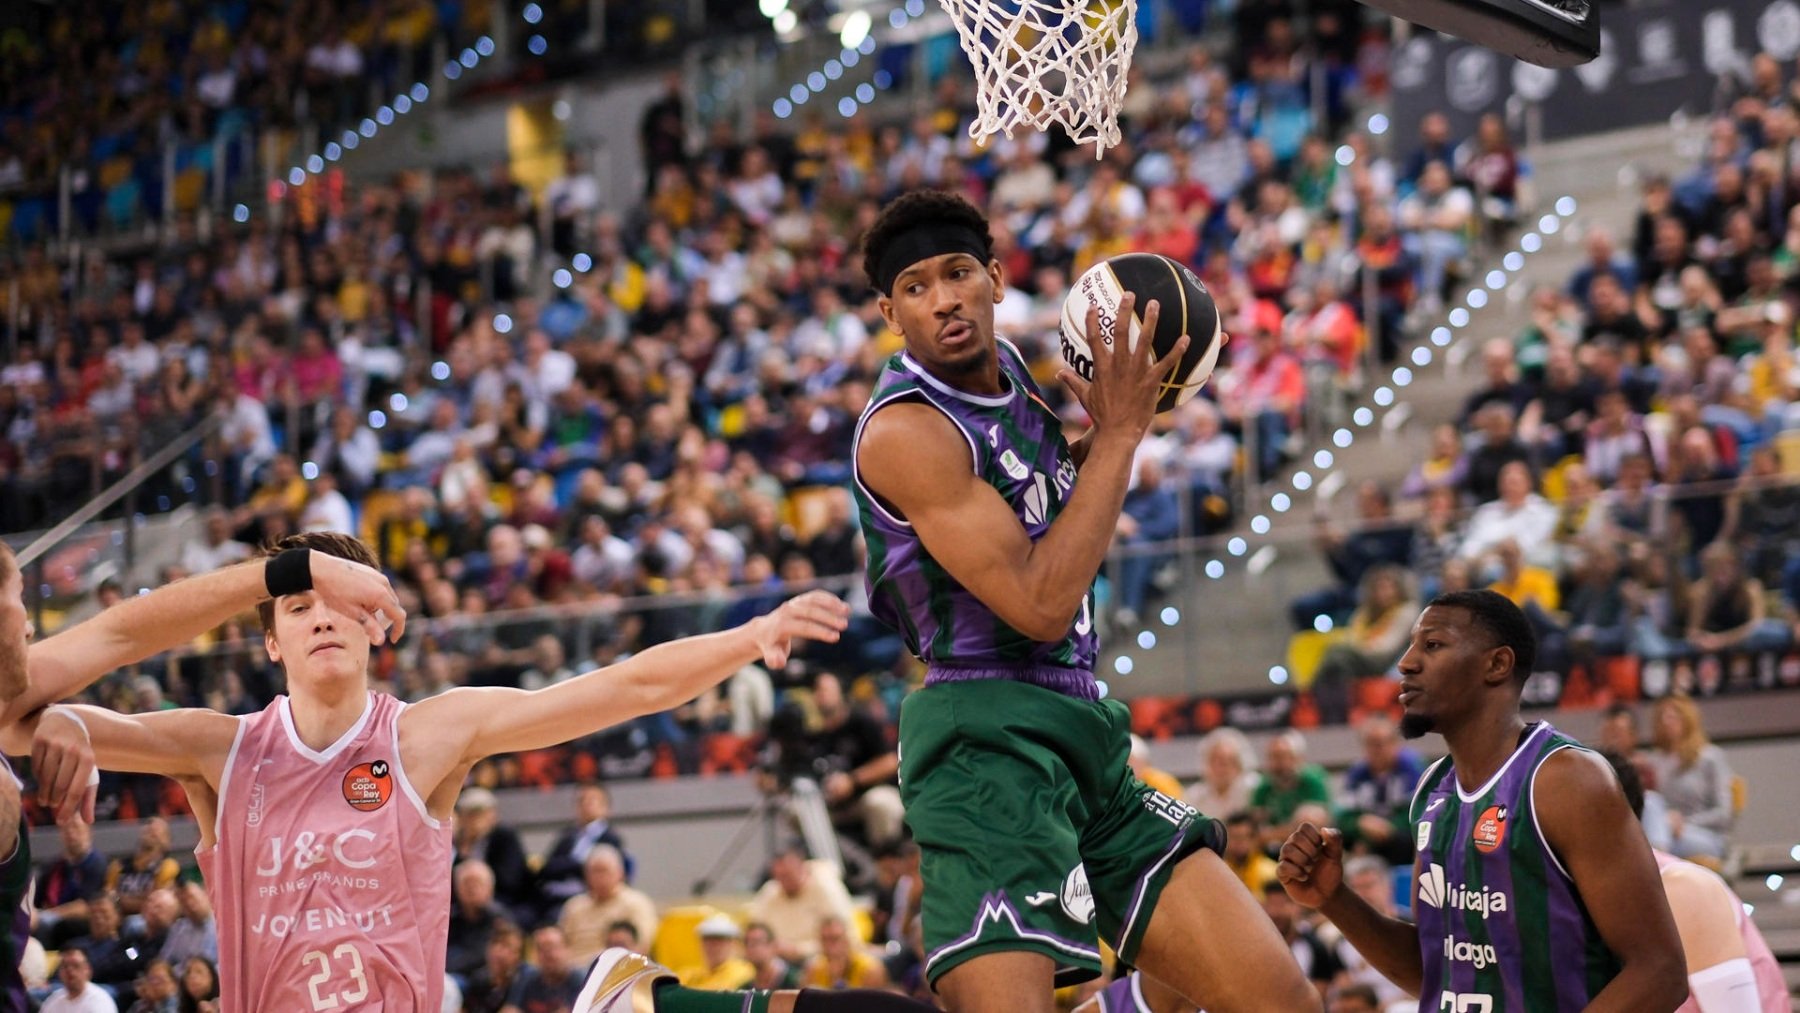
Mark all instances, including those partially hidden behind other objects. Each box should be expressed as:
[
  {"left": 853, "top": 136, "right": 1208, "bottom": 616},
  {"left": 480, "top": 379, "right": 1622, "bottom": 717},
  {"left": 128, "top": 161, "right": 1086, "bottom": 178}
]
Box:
[
  {"left": 1472, "top": 804, "right": 1508, "bottom": 854},
  {"left": 342, "top": 760, "right": 394, "bottom": 813},
  {"left": 1418, "top": 864, "right": 1508, "bottom": 916}
]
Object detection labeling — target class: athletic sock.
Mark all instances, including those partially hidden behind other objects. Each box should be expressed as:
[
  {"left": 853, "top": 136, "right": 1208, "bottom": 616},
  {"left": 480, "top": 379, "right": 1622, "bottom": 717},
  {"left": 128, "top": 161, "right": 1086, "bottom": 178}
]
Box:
[
  {"left": 793, "top": 988, "right": 940, "bottom": 1012},
  {"left": 653, "top": 984, "right": 771, "bottom": 1013}
]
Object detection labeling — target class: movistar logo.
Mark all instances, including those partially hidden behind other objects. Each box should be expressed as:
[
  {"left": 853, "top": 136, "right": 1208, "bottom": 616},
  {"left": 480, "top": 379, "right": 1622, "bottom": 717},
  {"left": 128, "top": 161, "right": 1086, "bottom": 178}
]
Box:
[{"left": 1418, "top": 864, "right": 1509, "bottom": 916}]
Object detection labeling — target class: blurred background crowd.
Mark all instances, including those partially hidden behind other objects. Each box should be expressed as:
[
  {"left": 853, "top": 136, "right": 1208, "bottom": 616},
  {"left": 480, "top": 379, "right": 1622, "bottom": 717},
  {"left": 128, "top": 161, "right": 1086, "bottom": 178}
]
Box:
[{"left": 1, "top": 0, "right": 1798, "bottom": 1008}]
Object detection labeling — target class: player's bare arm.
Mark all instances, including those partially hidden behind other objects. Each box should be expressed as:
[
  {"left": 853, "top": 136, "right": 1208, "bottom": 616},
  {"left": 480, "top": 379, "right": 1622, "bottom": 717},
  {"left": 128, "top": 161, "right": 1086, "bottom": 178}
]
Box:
[
  {"left": 1278, "top": 822, "right": 1424, "bottom": 996},
  {"left": 28, "top": 704, "right": 241, "bottom": 844},
  {"left": 11, "top": 551, "right": 403, "bottom": 725},
  {"left": 860, "top": 296, "right": 1184, "bottom": 641},
  {"left": 397, "top": 591, "right": 850, "bottom": 817},
  {"left": 1534, "top": 748, "right": 1688, "bottom": 1012},
  {"left": 1659, "top": 862, "right": 1749, "bottom": 974},
  {"left": 6, "top": 550, "right": 402, "bottom": 822}
]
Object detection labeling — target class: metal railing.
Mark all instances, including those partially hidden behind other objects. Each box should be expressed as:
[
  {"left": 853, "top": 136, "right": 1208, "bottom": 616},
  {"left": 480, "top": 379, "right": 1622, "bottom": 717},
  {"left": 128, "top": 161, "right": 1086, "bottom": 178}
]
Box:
[
  {"left": 94, "top": 467, "right": 1800, "bottom": 699},
  {"left": 15, "top": 411, "right": 225, "bottom": 629}
]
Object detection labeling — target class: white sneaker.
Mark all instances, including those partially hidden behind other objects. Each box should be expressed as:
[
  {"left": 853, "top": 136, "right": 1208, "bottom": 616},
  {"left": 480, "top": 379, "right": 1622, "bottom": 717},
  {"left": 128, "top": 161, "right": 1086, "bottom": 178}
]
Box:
[{"left": 574, "top": 948, "right": 677, "bottom": 1012}]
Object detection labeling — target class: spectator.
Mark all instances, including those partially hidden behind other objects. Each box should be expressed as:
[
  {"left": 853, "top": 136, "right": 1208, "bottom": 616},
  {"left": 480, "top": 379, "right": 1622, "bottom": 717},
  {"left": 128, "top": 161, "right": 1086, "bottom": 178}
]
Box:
[
  {"left": 1397, "top": 161, "right": 1474, "bottom": 310},
  {"left": 604, "top": 920, "right": 642, "bottom": 953},
  {"left": 156, "top": 881, "right": 216, "bottom": 969},
  {"left": 679, "top": 914, "right": 756, "bottom": 990},
  {"left": 1458, "top": 462, "right": 1559, "bottom": 570},
  {"left": 1517, "top": 343, "right": 1596, "bottom": 465},
  {"left": 801, "top": 915, "right": 888, "bottom": 990},
  {"left": 1308, "top": 566, "right": 1416, "bottom": 726},
  {"left": 1184, "top": 727, "right": 1259, "bottom": 819},
  {"left": 558, "top": 845, "right": 658, "bottom": 964},
  {"left": 178, "top": 509, "right": 252, "bottom": 576},
  {"left": 1261, "top": 880, "right": 1343, "bottom": 997},
  {"left": 1325, "top": 982, "right": 1382, "bottom": 1013},
  {"left": 1113, "top": 456, "right": 1182, "bottom": 627},
  {"left": 1664, "top": 425, "right": 1735, "bottom": 560},
  {"left": 1458, "top": 339, "right": 1533, "bottom": 429},
  {"left": 1460, "top": 404, "right": 1534, "bottom": 506},
  {"left": 69, "top": 896, "right": 145, "bottom": 993},
  {"left": 463, "top": 920, "right": 535, "bottom": 1013},
  {"left": 1646, "top": 695, "right": 1737, "bottom": 861},
  {"left": 1251, "top": 731, "right": 1332, "bottom": 852},
  {"left": 1398, "top": 424, "right": 1468, "bottom": 504},
  {"left": 1221, "top": 811, "right": 1279, "bottom": 896},
  {"left": 760, "top": 673, "right": 903, "bottom": 850},
  {"left": 127, "top": 890, "right": 178, "bottom": 972},
  {"left": 537, "top": 784, "right": 635, "bottom": 918},
  {"left": 1218, "top": 322, "right": 1306, "bottom": 482},
  {"left": 35, "top": 819, "right": 109, "bottom": 947},
  {"left": 122, "top": 958, "right": 179, "bottom": 1013},
  {"left": 447, "top": 860, "right": 507, "bottom": 980},
  {"left": 743, "top": 921, "right": 802, "bottom": 991},
  {"left": 1681, "top": 542, "right": 1792, "bottom": 657},
  {"left": 1567, "top": 226, "right": 1639, "bottom": 307},
  {"left": 1336, "top": 716, "right": 1426, "bottom": 866},
  {"left": 106, "top": 820, "right": 180, "bottom": 917},
  {"left": 1127, "top": 735, "right": 1184, "bottom": 800},
  {"left": 1289, "top": 481, "right": 1414, "bottom": 631},
  {"left": 452, "top": 787, "right": 532, "bottom": 918},
  {"left": 1330, "top": 855, "right": 1413, "bottom": 1006},
  {"left": 178, "top": 957, "right": 218, "bottom": 1013},
  {"left": 514, "top": 925, "right": 585, "bottom": 1012},
  {"left": 1583, "top": 389, "right": 1653, "bottom": 488},
  {"left": 747, "top": 847, "right": 857, "bottom": 963},
  {"left": 1596, "top": 702, "right": 1642, "bottom": 759},
  {"left": 1562, "top": 540, "right": 1631, "bottom": 661},
  {"left": 41, "top": 948, "right": 118, "bottom": 1013}
]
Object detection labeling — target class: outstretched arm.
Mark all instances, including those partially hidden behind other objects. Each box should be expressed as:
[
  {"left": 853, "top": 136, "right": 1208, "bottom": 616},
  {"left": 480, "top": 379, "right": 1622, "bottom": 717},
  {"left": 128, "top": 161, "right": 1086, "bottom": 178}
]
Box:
[
  {"left": 1537, "top": 749, "right": 1689, "bottom": 1013},
  {"left": 402, "top": 592, "right": 849, "bottom": 791},
  {"left": 12, "top": 551, "right": 403, "bottom": 726}
]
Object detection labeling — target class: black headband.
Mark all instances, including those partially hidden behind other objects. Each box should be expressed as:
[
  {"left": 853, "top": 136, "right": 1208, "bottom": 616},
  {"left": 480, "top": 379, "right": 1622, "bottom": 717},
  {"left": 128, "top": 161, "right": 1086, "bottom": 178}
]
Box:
[{"left": 872, "top": 223, "right": 990, "bottom": 295}]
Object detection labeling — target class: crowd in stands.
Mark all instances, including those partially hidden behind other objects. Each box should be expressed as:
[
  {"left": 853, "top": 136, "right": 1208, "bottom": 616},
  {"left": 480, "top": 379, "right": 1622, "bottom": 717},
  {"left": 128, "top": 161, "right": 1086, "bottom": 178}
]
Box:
[
  {"left": 6, "top": 6, "right": 1795, "bottom": 1008},
  {"left": 1287, "top": 63, "right": 1800, "bottom": 727},
  {"left": 0, "top": 0, "right": 1460, "bottom": 793}
]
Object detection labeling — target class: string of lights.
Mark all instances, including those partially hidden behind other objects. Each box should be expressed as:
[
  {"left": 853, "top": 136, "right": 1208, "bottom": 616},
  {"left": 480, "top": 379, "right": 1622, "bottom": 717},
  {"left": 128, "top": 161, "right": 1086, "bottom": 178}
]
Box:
[{"left": 1098, "top": 190, "right": 1583, "bottom": 697}]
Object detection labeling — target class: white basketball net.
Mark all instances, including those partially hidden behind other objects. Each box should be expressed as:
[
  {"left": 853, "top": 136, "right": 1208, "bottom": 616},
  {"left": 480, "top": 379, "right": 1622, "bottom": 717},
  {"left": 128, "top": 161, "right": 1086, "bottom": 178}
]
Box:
[{"left": 937, "top": 0, "right": 1138, "bottom": 155}]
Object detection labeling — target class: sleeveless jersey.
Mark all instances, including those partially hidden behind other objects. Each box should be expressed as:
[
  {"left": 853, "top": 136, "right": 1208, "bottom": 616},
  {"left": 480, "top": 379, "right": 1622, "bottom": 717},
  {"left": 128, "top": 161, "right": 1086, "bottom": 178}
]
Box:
[
  {"left": 852, "top": 339, "right": 1098, "bottom": 694},
  {"left": 0, "top": 759, "right": 28, "bottom": 1012},
  {"left": 199, "top": 692, "right": 452, "bottom": 1012},
  {"left": 1657, "top": 851, "right": 1789, "bottom": 1013},
  {"left": 1408, "top": 722, "right": 1622, "bottom": 1012}
]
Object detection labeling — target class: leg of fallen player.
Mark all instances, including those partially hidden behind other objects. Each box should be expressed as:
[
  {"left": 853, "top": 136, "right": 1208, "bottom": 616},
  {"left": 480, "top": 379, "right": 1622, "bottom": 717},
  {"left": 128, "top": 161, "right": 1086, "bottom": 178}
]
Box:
[
  {"left": 1072, "top": 970, "right": 1198, "bottom": 1013},
  {"left": 1130, "top": 850, "right": 1322, "bottom": 1013},
  {"left": 935, "top": 950, "right": 1058, "bottom": 1013}
]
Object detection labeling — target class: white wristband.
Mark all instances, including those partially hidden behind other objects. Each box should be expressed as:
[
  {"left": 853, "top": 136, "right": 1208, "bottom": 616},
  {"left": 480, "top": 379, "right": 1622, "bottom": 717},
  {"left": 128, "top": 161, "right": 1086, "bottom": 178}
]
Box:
[{"left": 44, "top": 706, "right": 88, "bottom": 740}]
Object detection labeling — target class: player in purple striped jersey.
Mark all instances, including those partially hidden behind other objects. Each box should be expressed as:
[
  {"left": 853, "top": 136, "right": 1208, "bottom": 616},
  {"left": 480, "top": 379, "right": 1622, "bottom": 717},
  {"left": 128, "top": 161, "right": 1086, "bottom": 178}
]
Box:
[{"left": 1279, "top": 590, "right": 1687, "bottom": 1012}]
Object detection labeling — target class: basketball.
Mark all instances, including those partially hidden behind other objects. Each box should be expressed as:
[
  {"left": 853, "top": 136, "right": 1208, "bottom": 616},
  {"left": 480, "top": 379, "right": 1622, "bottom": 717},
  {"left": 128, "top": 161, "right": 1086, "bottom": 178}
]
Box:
[{"left": 1058, "top": 252, "right": 1225, "bottom": 414}]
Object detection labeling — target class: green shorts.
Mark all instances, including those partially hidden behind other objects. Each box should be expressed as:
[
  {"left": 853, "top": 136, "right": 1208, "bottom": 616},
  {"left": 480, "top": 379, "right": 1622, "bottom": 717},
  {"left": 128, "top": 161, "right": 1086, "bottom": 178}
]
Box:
[{"left": 898, "top": 678, "right": 1224, "bottom": 988}]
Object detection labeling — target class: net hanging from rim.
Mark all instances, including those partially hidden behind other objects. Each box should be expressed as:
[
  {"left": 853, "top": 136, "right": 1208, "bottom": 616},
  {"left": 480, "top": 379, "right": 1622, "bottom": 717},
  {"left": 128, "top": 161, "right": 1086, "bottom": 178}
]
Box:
[{"left": 938, "top": 0, "right": 1137, "bottom": 155}]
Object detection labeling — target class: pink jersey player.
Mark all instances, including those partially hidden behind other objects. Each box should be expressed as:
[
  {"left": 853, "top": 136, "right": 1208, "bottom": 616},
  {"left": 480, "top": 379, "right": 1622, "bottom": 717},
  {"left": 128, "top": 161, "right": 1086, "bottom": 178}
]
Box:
[
  {"left": 1656, "top": 851, "right": 1788, "bottom": 1013},
  {"left": 6, "top": 533, "right": 847, "bottom": 1013},
  {"left": 202, "top": 692, "right": 450, "bottom": 1011}
]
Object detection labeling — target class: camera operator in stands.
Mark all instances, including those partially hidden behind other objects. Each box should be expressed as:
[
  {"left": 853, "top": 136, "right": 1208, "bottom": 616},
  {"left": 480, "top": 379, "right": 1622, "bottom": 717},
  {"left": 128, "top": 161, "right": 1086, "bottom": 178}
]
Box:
[{"left": 757, "top": 672, "right": 903, "bottom": 877}]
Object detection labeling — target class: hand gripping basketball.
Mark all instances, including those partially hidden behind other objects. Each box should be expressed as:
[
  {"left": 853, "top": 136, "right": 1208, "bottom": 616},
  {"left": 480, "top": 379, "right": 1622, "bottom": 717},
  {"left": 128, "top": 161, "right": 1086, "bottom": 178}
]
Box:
[
  {"left": 1278, "top": 821, "right": 1346, "bottom": 911},
  {"left": 1057, "top": 292, "right": 1188, "bottom": 444}
]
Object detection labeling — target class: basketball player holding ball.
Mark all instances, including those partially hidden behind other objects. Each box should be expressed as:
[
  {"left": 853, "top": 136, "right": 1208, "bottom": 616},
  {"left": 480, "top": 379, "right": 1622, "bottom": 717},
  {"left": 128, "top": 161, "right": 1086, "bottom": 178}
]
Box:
[{"left": 847, "top": 190, "right": 1316, "bottom": 1013}]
